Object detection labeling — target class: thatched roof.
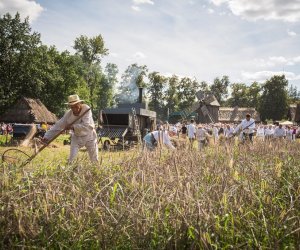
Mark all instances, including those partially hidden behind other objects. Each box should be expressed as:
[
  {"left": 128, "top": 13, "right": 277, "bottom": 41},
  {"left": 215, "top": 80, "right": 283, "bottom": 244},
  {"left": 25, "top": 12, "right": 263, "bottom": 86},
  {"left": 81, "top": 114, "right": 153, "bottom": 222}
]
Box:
[
  {"left": 218, "top": 107, "right": 261, "bottom": 123},
  {"left": 0, "top": 97, "right": 57, "bottom": 124}
]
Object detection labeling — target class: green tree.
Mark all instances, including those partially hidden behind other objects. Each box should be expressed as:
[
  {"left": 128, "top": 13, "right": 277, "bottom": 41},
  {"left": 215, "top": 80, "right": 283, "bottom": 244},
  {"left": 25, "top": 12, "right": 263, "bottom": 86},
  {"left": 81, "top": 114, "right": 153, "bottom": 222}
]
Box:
[
  {"left": 148, "top": 72, "right": 167, "bottom": 118},
  {"left": 287, "top": 84, "right": 300, "bottom": 103},
  {"left": 165, "top": 75, "right": 180, "bottom": 114},
  {"left": 73, "top": 35, "right": 109, "bottom": 111},
  {"left": 0, "top": 12, "right": 41, "bottom": 113},
  {"left": 259, "top": 75, "right": 289, "bottom": 121},
  {"left": 34, "top": 46, "right": 88, "bottom": 115},
  {"left": 199, "top": 81, "right": 211, "bottom": 94},
  {"left": 226, "top": 83, "right": 249, "bottom": 107},
  {"left": 210, "top": 75, "right": 230, "bottom": 105},
  {"left": 247, "top": 82, "right": 261, "bottom": 109},
  {"left": 98, "top": 63, "right": 118, "bottom": 110},
  {"left": 177, "top": 77, "right": 199, "bottom": 111},
  {"left": 225, "top": 82, "right": 261, "bottom": 109}
]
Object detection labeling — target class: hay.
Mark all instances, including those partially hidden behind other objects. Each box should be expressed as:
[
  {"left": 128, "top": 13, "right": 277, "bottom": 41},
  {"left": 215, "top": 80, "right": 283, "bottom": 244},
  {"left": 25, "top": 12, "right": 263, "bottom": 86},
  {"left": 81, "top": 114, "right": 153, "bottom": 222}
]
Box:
[{"left": 171, "top": 137, "right": 188, "bottom": 149}]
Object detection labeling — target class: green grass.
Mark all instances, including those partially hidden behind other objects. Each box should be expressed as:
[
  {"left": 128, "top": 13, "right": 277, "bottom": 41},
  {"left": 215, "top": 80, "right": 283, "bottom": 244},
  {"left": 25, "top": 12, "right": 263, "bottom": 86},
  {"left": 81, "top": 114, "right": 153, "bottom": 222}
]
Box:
[{"left": 0, "top": 134, "right": 12, "bottom": 145}]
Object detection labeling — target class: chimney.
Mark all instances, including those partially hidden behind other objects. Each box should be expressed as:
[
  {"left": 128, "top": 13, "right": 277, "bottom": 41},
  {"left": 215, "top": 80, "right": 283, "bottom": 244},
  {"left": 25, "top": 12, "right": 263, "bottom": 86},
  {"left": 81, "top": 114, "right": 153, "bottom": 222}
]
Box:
[{"left": 138, "top": 87, "right": 143, "bottom": 103}]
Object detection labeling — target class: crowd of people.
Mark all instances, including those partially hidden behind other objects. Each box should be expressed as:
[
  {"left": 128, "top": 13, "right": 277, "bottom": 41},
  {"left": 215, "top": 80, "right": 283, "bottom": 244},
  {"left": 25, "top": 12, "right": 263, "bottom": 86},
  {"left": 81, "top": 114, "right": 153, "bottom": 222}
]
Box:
[
  {"left": 143, "top": 113, "right": 300, "bottom": 151},
  {"left": 0, "top": 123, "right": 13, "bottom": 135}
]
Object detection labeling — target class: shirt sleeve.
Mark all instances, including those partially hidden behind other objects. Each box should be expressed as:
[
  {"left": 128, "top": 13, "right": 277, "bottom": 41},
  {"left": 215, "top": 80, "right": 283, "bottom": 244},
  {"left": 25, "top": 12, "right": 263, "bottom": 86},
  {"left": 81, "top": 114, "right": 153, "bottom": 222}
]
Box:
[
  {"left": 163, "top": 132, "right": 175, "bottom": 149},
  {"left": 44, "top": 112, "right": 69, "bottom": 140}
]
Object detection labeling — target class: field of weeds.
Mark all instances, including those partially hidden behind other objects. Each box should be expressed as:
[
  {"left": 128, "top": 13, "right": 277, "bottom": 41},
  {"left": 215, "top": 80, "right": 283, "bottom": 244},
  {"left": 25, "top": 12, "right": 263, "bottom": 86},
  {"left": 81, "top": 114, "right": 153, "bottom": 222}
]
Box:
[{"left": 0, "top": 140, "right": 300, "bottom": 249}]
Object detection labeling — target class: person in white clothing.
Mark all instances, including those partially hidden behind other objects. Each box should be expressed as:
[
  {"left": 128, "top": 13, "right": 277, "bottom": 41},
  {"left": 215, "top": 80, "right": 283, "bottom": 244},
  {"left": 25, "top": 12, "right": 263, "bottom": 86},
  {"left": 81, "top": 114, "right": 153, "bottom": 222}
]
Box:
[
  {"left": 265, "top": 125, "right": 274, "bottom": 140},
  {"left": 285, "top": 126, "right": 293, "bottom": 141},
  {"left": 196, "top": 124, "right": 210, "bottom": 150},
  {"left": 256, "top": 125, "right": 265, "bottom": 141},
  {"left": 143, "top": 129, "right": 175, "bottom": 150},
  {"left": 187, "top": 119, "right": 197, "bottom": 146},
  {"left": 224, "top": 124, "right": 234, "bottom": 138},
  {"left": 233, "top": 113, "right": 255, "bottom": 142},
  {"left": 212, "top": 125, "right": 219, "bottom": 144},
  {"left": 43, "top": 94, "right": 98, "bottom": 163},
  {"left": 274, "top": 124, "right": 286, "bottom": 139}
]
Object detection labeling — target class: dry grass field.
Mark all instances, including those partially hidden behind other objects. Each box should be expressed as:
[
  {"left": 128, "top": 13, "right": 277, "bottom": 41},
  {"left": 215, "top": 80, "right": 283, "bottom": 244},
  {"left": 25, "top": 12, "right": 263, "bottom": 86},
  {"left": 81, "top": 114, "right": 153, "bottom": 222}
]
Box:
[{"left": 0, "top": 137, "right": 300, "bottom": 249}]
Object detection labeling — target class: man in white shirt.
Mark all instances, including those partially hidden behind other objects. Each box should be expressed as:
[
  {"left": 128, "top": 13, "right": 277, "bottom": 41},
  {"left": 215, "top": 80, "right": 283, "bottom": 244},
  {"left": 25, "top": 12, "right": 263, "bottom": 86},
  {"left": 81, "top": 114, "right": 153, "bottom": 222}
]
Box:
[
  {"left": 265, "top": 125, "right": 274, "bottom": 140},
  {"left": 196, "top": 124, "right": 210, "bottom": 150},
  {"left": 256, "top": 125, "right": 265, "bottom": 141},
  {"left": 212, "top": 125, "right": 219, "bottom": 144},
  {"left": 274, "top": 124, "right": 286, "bottom": 139},
  {"left": 143, "top": 129, "right": 175, "bottom": 150},
  {"left": 224, "top": 124, "right": 234, "bottom": 138},
  {"left": 43, "top": 94, "right": 98, "bottom": 163},
  {"left": 187, "top": 119, "right": 197, "bottom": 146},
  {"left": 233, "top": 113, "right": 255, "bottom": 142}
]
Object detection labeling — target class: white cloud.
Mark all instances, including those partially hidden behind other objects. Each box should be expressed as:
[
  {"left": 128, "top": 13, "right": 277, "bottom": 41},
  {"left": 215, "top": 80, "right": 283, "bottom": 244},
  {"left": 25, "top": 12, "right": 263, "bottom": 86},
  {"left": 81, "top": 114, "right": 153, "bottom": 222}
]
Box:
[
  {"left": 207, "top": 8, "right": 215, "bottom": 14},
  {"left": 253, "top": 56, "right": 300, "bottom": 68},
  {"left": 131, "top": 5, "right": 141, "bottom": 11},
  {"left": 210, "top": 0, "right": 300, "bottom": 22},
  {"left": 269, "top": 56, "right": 288, "bottom": 64},
  {"left": 132, "top": 0, "right": 154, "bottom": 5},
  {"left": 132, "top": 51, "right": 146, "bottom": 59},
  {"left": 293, "top": 56, "right": 300, "bottom": 63},
  {"left": 210, "top": 0, "right": 227, "bottom": 6},
  {"left": 287, "top": 29, "right": 297, "bottom": 36},
  {"left": 110, "top": 52, "right": 119, "bottom": 58},
  {"left": 241, "top": 70, "right": 300, "bottom": 83},
  {"left": 0, "top": 0, "right": 43, "bottom": 23}
]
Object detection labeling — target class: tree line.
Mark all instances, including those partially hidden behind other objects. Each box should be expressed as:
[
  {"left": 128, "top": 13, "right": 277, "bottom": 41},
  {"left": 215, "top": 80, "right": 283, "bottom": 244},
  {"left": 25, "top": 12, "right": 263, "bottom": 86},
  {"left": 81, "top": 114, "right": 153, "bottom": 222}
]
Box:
[{"left": 0, "top": 13, "right": 299, "bottom": 122}]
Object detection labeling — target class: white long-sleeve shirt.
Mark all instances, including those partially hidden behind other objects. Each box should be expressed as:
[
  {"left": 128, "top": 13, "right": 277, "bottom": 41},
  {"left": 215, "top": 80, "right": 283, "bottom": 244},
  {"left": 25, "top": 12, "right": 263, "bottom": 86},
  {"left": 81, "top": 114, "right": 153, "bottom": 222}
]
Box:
[
  {"left": 265, "top": 127, "right": 274, "bottom": 136},
  {"left": 151, "top": 130, "right": 175, "bottom": 149},
  {"left": 187, "top": 123, "right": 197, "bottom": 138},
  {"left": 256, "top": 127, "right": 265, "bottom": 137},
  {"left": 224, "top": 127, "right": 234, "bottom": 138},
  {"left": 44, "top": 104, "right": 95, "bottom": 140},
  {"left": 234, "top": 118, "right": 255, "bottom": 134},
  {"left": 274, "top": 127, "right": 286, "bottom": 138}
]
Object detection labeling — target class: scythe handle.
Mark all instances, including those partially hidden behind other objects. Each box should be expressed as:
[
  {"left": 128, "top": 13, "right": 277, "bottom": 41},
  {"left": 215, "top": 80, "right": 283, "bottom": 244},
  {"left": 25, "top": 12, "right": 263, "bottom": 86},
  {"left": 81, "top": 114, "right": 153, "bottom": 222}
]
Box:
[{"left": 22, "top": 108, "right": 91, "bottom": 166}]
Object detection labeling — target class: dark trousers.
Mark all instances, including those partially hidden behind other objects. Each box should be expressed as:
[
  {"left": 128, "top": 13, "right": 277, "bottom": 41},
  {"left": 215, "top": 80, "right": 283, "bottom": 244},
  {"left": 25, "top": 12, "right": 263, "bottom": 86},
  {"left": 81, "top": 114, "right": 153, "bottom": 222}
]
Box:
[{"left": 243, "top": 133, "right": 253, "bottom": 142}]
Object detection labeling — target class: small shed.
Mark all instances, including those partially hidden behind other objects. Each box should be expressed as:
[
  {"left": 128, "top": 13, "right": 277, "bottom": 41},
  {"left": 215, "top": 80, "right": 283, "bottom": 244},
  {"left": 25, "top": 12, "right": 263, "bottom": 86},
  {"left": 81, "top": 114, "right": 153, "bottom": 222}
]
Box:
[{"left": 0, "top": 97, "right": 57, "bottom": 124}]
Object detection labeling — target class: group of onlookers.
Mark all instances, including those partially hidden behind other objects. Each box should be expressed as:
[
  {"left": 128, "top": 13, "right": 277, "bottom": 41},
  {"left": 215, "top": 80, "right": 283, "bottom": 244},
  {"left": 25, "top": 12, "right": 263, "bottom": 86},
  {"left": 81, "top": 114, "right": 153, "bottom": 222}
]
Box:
[
  {"left": 143, "top": 114, "right": 300, "bottom": 151},
  {"left": 173, "top": 121, "right": 299, "bottom": 142},
  {"left": 0, "top": 123, "right": 13, "bottom": 135}
]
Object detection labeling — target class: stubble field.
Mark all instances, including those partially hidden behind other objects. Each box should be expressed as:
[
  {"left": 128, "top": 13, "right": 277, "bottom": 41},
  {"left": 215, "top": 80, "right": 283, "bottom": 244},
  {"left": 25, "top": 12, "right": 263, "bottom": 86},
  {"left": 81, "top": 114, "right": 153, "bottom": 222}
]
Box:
[{"left": 0, "top": 137, "right": 300, "bottom": 249}]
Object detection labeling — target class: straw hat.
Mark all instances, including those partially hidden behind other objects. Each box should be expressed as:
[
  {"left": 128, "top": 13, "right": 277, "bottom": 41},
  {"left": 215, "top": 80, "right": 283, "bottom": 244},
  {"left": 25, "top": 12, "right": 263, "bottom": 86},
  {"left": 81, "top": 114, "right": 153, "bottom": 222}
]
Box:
[{"left": 65, "top": 94, "right": 84, "bottom": 105}]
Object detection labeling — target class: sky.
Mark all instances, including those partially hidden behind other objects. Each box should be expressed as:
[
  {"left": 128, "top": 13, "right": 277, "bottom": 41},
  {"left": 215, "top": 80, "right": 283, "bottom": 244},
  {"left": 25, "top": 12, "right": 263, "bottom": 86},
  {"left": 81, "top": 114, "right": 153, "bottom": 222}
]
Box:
[{"left": 1, "top": 0, "right": 300, "bottom": 88}]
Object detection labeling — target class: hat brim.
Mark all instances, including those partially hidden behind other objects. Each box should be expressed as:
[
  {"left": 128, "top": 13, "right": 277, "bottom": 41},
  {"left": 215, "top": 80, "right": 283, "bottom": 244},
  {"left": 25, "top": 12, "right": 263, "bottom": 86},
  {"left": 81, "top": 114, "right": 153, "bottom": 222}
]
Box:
[{"left": 65, "top": 100, "right": 84, "bottom": 105}]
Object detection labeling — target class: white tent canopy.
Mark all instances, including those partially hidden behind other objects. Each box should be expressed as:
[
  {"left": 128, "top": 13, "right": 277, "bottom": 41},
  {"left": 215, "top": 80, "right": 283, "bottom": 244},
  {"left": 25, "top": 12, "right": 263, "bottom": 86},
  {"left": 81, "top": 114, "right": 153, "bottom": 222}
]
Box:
[{"left": 279, "top": 120, "right": 294, "bottom": 125}]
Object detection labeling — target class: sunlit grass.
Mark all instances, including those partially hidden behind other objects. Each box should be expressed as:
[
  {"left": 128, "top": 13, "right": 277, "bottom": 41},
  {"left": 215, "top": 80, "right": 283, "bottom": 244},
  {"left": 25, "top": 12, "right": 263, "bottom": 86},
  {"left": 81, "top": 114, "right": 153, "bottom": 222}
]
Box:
[{"left": 0, "top": 139, "right": 300, "bottom": 248}]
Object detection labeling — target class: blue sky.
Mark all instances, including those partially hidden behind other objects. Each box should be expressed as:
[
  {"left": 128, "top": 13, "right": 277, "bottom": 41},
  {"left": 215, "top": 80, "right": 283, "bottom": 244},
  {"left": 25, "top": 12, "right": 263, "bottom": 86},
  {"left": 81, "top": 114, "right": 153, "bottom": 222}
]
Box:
[{"left": 1, "top": 0, "right": 300, "bottom": 88}]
